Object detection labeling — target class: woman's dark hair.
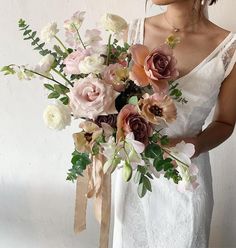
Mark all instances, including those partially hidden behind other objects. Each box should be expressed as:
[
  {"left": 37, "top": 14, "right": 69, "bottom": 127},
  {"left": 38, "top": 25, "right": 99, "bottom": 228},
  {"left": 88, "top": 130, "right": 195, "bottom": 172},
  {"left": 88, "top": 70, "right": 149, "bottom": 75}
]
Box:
[{"left": 209, "top": 0, "right": 218, "bottom": 5}]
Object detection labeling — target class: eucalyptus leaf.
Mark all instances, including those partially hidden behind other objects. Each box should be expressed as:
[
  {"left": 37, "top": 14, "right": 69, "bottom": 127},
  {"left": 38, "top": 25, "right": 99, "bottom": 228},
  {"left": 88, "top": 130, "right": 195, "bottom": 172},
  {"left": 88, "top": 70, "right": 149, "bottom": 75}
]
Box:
[{"left": 138, "top": 182, "right": 147, "bottom": 198}]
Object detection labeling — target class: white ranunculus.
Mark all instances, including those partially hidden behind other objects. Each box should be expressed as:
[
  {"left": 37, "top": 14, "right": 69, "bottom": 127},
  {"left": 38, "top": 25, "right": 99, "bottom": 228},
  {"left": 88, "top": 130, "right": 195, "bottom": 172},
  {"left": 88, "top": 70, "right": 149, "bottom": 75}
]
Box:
[
  {"left": 35, "top": 54, "right": 55, "bottom": 76},
  {"left": 101, "top": 13, "right": 128, "bottom": 34},
  {"left": 78, "top": 54, "right": 105, "bottom": 74},
  {"left": 40, "top": 22, "right": 59, "bottom": 43},
  {"left": 43, "top": 102, "right": 71, "bottom": 130}
]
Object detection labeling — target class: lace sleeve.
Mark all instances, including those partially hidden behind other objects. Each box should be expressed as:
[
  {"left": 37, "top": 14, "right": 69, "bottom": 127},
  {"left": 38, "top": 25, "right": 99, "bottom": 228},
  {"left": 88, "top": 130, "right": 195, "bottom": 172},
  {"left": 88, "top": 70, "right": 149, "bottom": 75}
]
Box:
[{"left": 222, "top": 34, "right": 236, "bottom": 79}]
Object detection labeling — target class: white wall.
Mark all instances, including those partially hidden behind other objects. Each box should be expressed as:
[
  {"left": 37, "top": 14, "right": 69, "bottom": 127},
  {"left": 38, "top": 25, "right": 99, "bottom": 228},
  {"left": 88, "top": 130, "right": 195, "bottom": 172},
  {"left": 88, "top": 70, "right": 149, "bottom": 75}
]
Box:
[
  {"left": 0, "top": 1, "right": 235, "bottom": 248},
  {"left": 0, "top": 1, "right": 144, "bottom": 248}
]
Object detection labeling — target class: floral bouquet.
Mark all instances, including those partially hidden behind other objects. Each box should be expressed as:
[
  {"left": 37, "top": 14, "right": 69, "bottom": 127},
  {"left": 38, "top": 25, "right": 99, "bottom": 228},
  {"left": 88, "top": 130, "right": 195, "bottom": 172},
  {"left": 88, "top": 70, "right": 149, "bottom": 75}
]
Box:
[{"left": 1, "top": 11, "right": 199, "bottom": 247}]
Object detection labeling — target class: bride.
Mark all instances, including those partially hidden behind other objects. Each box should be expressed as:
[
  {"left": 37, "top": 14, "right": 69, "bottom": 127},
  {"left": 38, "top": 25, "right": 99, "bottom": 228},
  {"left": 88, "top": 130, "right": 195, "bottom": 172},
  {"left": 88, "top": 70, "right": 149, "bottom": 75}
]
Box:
[{"left": 112, "top": 0, "right": 236, "bottom": 247}]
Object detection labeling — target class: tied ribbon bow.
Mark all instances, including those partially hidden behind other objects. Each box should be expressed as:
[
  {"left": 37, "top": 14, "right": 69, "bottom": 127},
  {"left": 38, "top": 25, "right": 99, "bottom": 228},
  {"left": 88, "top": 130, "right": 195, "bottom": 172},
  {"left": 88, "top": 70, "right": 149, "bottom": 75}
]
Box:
[{"left": 73, "top": 134, "right": 112, "bottom": 248}]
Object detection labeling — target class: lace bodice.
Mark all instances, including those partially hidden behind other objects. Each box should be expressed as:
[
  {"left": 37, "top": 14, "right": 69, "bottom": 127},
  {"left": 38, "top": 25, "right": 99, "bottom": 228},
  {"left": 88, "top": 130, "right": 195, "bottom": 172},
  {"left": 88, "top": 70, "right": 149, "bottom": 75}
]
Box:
[{"left": 128, "top": 18, "right": 236, "bottom": 138}]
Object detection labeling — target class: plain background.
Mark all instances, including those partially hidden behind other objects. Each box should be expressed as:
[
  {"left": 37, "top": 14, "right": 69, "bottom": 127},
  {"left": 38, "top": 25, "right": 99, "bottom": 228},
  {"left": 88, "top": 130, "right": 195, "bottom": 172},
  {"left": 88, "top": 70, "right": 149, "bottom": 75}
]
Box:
[{"left": 0, "top": 0, "right": 235, "bottom": 247}]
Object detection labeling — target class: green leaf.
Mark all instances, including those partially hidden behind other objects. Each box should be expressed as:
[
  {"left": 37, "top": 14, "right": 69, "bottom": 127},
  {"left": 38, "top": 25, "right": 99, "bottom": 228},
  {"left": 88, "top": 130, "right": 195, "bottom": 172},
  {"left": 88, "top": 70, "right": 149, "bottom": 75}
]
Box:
[
  {"left": 31, "top": 37, "right": 40, "bottom": 46},
  {"left": 163, "top": 162, "right": 173, "bottom": 171},
  {"left": 133, "top": 170, "right": 142, "bottom": 184},
  {"left": 144, "top": 143, "right": 162, "bottom": 159},
  {"left": 44, "top": 83, "right": 54, "bottom": 91},
  {"left": 48, "top": 91, "right": 60, "bottom": 99},
  {"left": 31, "top": 31, "right": 37, "bottom": 38},
  {"left": 142, "top": 176, "right": 152, "bottom": 192},
  {"left": 154, "top": 158, "right": 165, "bottom": 171},
  {"left": 146, "top": 172, "right": 154, "bottom": 179},
  {"left": 137, "top": 165, "right": 147, "bottom": 174},
  {"left": 23, "top": 29, "right": 31, "bottom": 36},
  {"left": 128, "top": 96, "right": 138, "bottom": 105},
  {"left": 60, "top": 96, "right": 69, "bottom": 105},
  {"left": 67, "top": 151, "right": 91, "bottom": 182},
  {"left": 138, "top": 182, "right": 147, "bottom": 198},
  {"left": 160, "top": 135, "right": 169, "bottom": 146}
]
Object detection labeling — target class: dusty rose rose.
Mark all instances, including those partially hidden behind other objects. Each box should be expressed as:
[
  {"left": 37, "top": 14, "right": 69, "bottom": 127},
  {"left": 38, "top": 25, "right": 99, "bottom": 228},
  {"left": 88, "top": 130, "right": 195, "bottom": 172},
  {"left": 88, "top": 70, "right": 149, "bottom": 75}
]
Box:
[
  {"left": 129, "top": 44, "right": 179, "bottom": 93},
  {"left": 95, "top": 114, "right": 117, "bottom": 128},
  {"left": 102, "top": 63, "right": 128, "bottom": 92},
  {"left": 139, "top": 93, "right": 177, "bottom": 125},
  {"left": 144, "top": 44, "right": 179, "bottom": 80},
  {"left": 68, "top": 75, "right": 119, "bottom": 120},
  {"left": 63, "top": 48, "right": 90, "bottom": 75},
  {"left": 117, "top": 104, "right": 152, "bottom": 145}
]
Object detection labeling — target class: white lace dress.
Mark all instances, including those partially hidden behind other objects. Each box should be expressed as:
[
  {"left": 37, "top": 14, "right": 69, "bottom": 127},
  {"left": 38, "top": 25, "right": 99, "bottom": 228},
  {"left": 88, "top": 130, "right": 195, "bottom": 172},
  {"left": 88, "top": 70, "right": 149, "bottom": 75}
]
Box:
[{"left": 111, "top": 18, "right": 236, "bottom": 248}]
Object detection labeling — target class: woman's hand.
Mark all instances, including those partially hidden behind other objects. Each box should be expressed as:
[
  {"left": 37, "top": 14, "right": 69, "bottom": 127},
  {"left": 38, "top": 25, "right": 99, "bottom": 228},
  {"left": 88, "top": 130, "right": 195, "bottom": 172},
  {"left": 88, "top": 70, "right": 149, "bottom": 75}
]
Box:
[{"left": 164, "top": 136, "right": 200, "bottom": 159}]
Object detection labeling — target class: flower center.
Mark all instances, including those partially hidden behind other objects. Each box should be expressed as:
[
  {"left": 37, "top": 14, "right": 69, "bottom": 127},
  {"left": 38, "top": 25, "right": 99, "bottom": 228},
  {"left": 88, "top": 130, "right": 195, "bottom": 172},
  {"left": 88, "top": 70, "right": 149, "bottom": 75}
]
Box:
[
  {"left": 149, "top": 105, "right": 163, "bottom": 117},
  {"left": 84, "top": 132, "right": 92, "bottom": 142}
]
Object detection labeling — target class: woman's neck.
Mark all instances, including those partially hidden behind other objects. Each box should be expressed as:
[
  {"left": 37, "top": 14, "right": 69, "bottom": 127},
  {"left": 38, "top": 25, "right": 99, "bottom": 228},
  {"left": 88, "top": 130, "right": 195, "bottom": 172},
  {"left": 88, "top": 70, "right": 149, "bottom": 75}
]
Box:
[{"left": 164, "top": 1, "right": 206, "bottom": 33}]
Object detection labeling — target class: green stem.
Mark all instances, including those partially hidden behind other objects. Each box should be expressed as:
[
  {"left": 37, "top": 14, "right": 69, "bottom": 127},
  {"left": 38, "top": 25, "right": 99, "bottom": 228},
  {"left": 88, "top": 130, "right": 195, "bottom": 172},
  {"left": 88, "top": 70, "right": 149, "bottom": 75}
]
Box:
[
  {"left": 72, "top": 24, "right": 86, "bottom": 49},
  {"left": 106, "top": 34, "right": 112, "bottom": 65},
  {"left": 52, "top": 68, "right": 73, "bottom": 87},
  {"left": 161, "top": 147, "right": 189, "bottom": 168},
  {"left": 25, "top": 69, "right": 69, "bottom": 89},
  {"left": 54, "top": 36, "right": 69, "bottom": 54}
]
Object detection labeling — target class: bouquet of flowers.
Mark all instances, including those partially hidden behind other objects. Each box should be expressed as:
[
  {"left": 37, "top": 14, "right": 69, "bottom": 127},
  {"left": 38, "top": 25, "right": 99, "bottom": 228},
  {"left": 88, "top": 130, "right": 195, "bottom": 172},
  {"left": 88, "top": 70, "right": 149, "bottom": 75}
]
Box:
[{"left": 1, "top": 11, "right": 199, "bottom": 247}]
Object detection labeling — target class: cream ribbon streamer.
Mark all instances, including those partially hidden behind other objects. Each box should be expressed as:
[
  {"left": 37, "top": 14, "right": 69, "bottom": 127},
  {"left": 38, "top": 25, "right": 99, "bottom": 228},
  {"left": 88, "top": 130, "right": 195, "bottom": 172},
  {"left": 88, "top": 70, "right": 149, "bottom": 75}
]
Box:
[{"left": 73, "top": 149, "right": 111, "bottom": 248}]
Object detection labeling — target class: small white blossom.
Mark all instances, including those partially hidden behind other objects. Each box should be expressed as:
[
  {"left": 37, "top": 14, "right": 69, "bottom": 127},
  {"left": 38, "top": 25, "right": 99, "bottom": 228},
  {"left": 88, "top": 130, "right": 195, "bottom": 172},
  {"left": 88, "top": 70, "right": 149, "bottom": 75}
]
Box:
[
  {"left": 78, "top": 54, "right": 105, "bottom": 74},
  {"left": 64, "top": 11, "right": 86, "bottom": 33},
  {"left": 16, "top": 66, "right": 35, "bottom": 81},
  {"left": 169, "top": 141, "right": 199, "bottom": 192},
  {"left": 84, "top": 29, "right": 102, "bottom": 47},
  {"left": 43, "top": 101, "right": 71, "bottom": 130},
  {"left": 35, "top": 54, "right": 55, "bottom": 77},
  {"left": 40, "top": 22, "right": 59, "bottom": 43}
]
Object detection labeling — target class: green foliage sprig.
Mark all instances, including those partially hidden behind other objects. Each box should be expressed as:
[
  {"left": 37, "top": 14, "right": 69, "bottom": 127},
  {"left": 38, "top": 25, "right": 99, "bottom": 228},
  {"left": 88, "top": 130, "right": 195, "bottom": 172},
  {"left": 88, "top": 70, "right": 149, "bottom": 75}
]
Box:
[
  {"left": 169, "top": 81, "right": 188, "bottom": 104},
  {"left": 66, "top": 150, "right": 91, "bottom": 182},
  {"left": 18, "top": 19, "right": 55, "bottom": 57}
]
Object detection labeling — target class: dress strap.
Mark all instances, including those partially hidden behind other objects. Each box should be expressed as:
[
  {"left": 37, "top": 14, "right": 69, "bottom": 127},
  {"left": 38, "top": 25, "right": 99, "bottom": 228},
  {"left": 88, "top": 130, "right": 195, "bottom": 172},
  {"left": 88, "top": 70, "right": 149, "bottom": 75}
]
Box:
[
  {"left": 127, "top": 18, "right": 143, "bottom": 45},
  {"left": 219, "top": 33, "right": 236, "bottom": 79}
]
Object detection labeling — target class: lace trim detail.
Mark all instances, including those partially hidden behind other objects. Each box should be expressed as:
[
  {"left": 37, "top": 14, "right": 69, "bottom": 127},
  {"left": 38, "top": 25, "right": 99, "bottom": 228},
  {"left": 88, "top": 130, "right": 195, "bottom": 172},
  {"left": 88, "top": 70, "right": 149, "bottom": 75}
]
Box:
[{"left": 221, "top": 35, "right": 236, "bottom": 78}]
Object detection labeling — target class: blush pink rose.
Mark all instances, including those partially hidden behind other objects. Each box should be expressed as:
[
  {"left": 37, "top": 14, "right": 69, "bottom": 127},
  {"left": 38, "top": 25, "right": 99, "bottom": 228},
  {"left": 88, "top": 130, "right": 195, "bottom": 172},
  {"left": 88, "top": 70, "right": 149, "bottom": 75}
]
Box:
[
  {"left": 63, "top": 48, "right": 90, "bottom": 75},
  {"left": 68, "top": 75, "right": 120, "bottom": 120},
  {"left": 144, "top": 44, "right": 179, "bottom": 80},
  {"left": 102, "top": 63, "right": 127, "bottom": 92}
]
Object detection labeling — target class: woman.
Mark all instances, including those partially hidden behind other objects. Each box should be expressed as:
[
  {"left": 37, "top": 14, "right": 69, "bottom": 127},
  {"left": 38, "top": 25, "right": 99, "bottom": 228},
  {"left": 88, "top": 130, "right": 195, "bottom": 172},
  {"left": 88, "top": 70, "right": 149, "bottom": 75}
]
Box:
[{"left": 112, "top": 0, "right": 236, "bottom": 247}]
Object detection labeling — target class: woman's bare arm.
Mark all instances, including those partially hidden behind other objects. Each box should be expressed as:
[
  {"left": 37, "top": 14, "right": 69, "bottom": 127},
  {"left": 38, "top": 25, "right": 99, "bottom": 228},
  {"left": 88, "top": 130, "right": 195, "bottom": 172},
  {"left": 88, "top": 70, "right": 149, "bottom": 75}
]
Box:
[{"left": 168, "top": 64, "right": 236, "bottom": 158}]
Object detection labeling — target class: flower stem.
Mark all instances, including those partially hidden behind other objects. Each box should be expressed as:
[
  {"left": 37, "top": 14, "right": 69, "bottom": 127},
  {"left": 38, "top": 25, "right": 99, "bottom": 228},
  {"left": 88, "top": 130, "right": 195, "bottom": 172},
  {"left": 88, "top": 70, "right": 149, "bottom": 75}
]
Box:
[
  {"left": 161, "top": 146, "right": 189, "bottom": 168},
  {"left": 52, "top": 68, "right": 73, "bottom": 87},
  {"left": 72, "top": 24, "right": 86, "bottom": 49},
  {"left": 25, "top": 69, "right": 69, "bottom": 89},
  {"left": 54, "top": 36, "right": 69, "bottom": 54},
  {"left": 106, "top": 34, "right": 112, "bottom": 65}
]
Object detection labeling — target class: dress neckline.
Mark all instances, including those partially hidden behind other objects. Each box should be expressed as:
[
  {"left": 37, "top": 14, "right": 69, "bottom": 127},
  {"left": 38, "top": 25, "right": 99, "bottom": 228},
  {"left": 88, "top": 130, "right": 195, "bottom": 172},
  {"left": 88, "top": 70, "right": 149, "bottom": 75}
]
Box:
[{"left": 140, "top": 17, "right": 233, "bottom": 82}]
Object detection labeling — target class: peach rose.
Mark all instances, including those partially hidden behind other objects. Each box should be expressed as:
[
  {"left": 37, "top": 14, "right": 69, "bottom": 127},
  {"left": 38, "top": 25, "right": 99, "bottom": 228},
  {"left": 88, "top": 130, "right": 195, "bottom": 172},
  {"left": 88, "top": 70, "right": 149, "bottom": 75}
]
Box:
[{"left": 68, "top": 75, "right": 119, "bottom": 120}]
